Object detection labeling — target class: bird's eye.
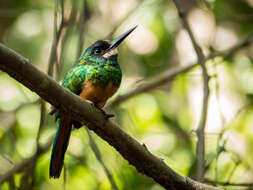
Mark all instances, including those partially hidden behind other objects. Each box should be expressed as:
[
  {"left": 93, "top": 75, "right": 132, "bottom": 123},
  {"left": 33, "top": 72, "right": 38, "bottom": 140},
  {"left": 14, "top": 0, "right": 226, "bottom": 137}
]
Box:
[{"left": 94, "top": 48, "right": 102, "bottom": 55}]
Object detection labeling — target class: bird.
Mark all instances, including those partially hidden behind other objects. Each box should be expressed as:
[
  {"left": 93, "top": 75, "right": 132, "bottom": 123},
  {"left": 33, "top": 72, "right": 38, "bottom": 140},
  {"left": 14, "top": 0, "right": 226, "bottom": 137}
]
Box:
[{"left": 49, "top": 26, "right": 137, "bottom": 178}]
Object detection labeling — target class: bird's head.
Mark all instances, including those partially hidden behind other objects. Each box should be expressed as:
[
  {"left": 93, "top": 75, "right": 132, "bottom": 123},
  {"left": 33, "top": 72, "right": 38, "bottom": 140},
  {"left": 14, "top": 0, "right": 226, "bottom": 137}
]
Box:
[{"left": 79, "top": 26, "right": 137, "bottom": 65}]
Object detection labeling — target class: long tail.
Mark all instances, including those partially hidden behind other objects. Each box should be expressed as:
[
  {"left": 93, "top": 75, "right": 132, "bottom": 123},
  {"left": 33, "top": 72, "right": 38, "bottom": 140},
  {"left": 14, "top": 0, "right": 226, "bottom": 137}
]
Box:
[{"left": 50, "top": 114, "right": 72, "bottom": 178}]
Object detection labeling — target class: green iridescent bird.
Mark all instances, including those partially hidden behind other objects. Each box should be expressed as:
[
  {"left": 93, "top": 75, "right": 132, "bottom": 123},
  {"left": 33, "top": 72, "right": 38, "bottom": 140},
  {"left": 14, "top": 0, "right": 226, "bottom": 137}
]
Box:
[{"left": 49, "top": 26, "right": 137, "bottom": 178}]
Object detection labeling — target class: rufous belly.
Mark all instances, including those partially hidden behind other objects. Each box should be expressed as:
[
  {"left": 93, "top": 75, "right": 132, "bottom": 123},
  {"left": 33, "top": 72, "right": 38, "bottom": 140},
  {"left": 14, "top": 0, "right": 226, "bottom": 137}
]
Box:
[{"left": 79, "top": 80, "right": 119, "bottom": 108}]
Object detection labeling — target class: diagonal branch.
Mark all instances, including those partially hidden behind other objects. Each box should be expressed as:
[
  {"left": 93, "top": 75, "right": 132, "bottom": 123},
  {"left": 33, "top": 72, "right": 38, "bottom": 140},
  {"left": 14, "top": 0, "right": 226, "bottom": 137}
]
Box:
[
  {"left": 108, "top": 33, "right": 253, "bottom": 109},
  {"left": 108, "top": 63, "right": 195, "bottom": 108},
  {"left": 0, "top": 43, "right": 221, "bottom": 190},
  {"left": 208, "top": 32, "right": 253, "bottom": 60}
]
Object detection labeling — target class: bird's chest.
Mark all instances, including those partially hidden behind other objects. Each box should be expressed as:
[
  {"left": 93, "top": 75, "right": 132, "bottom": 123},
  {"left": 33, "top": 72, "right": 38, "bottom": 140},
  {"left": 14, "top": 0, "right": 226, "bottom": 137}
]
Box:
[
  {"left": 85, "top": 65, "right": 122, "bottom": 87},
  {"left": 80, "top": 65, "right": 121, "bottom": 108},
  {"left": 80, "top": 80, "right": 119, "bottom": 108}
]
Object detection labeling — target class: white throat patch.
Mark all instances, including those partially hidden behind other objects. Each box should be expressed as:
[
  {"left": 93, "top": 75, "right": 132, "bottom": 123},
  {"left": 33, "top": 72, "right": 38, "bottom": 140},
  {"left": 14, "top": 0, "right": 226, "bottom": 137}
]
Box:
[{"left": 103, "top": 49, "right": 118, "bottom": 58}]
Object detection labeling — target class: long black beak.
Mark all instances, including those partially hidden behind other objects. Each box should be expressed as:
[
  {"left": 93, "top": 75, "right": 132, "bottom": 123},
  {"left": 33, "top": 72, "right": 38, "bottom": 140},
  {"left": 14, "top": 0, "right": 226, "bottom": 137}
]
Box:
[{"left": 107, "top": 25, "right": 137, "bottom": 52}]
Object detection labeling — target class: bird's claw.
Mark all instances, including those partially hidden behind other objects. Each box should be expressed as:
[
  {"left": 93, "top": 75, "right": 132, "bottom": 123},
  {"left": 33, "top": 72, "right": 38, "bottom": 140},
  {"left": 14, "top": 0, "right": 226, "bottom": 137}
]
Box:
[
  {"left": 104, "top": 113, "right": 114, "bottom": 120},
  {"left": 86, "top": 100, "right": 95, "bottom": 107},
  {"left": 85, "top": 100, "right": 114, "bottom": 120},
  {"left": 100, "top": 109, "right": 114, "bottom": 120}
]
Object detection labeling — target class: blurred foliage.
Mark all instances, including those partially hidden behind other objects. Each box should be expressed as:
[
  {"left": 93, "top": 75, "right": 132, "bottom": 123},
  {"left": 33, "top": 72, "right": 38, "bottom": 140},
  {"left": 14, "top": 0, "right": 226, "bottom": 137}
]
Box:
[{"left": 1, "top": 0, "right": 253, "bottom": 189}]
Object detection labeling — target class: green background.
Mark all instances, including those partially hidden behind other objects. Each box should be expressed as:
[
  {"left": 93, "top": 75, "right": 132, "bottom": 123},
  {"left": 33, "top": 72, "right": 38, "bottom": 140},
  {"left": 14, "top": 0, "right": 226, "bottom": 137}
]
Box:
[{"left": 0, "top": 0, "right": 253, "bottom": 189}]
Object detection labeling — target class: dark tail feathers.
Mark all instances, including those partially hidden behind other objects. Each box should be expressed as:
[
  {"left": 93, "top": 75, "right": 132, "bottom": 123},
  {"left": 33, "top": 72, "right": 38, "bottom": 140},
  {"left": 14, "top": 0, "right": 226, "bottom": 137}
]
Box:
[{"left": 50, "top": 114, "right": 72, "bottom": 178}]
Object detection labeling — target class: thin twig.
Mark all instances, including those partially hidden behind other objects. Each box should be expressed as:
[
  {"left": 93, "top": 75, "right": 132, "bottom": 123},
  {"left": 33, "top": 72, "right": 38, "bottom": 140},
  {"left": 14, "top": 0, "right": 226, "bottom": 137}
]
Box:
[
  {"left": 226, "top": 161, "right": 240, "bottom": 183},
  {"left": 212, "top": 63, "right": 226, "bottom": 182},
  {"left": 29, "top": 100, "right": 46, "bottom": 186},
  {"left": 86, "top": 128, "right": 119, "bottom": 190},
  {"left": 204, "top": 104, "right": 248, "bottom": 177},
  {"left": 205, "top": 179, "right": 253, "bottom": 187},
  {"left": 0, "top": 140, "right": 52, "bottom": 184},
  {"left": 208, "top": 32, "right": 253, "bottom": 60},
  {"left": 75, "top": 0, "right": 88, "bottom": 61},
  {"left": 108, "top": 32, "right": 253, "bottom": 109},
  {"left": 107, "top": 63, "right": 195, "bottom": 108},
  {"left": 35, "top": 100, "right": 46, "bottom": 147},
  {"left": 172, "top": 0, "right": 210, "bottom": 182},
  {"left": 56, "top": 0, "right": 79, "bottom": 81},
  {"left": 47, "top": 0, "right": 66, "bottom": 77}
]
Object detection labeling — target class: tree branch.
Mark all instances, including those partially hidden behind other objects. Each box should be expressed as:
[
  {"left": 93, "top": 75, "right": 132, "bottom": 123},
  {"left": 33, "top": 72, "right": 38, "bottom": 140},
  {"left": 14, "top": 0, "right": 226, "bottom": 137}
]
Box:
[
  {"left": 172, "top": 0, "right": 210, "bottom": 182},
  {"left": 108, "top": 63, "right": 195, "bottom": 108},
  {"left": 108, "top": 32, "right": 253, "bottom": 109},
  {"left": 0, "top": 43, "right": 221, "bottom": 190}
]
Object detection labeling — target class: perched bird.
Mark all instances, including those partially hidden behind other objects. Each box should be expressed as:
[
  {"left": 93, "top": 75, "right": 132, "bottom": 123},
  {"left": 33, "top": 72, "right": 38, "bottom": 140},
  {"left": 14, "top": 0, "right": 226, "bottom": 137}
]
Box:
[{"left": 49, "top": 26, "right": 137, "bottom": 178}]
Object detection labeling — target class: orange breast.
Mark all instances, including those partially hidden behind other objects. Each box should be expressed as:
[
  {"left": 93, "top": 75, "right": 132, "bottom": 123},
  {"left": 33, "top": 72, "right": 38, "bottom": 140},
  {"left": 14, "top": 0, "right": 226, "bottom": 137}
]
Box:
[{"left": 79, "top": 80, "right": 119, "bottom": 108}]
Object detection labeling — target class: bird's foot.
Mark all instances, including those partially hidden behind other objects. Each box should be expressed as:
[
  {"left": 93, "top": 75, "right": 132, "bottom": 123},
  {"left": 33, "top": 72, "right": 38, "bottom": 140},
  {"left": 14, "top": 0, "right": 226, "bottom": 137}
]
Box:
[
  {"left": 86, "top": 100, "right": 114, "bottom": 120},
  {"left": 100, "top": 109, "right": 114, "bottom": 120},
  {"left": 104, "top": 113, "right": 115, "bottom": 120},
  {"left": 86, "top": 99, "right": 95, "bottom": 107}
]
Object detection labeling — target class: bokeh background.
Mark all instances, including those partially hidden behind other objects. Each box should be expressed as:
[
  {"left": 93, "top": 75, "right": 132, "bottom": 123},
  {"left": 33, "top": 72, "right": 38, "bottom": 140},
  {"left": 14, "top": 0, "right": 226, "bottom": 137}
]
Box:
[{"left": 1, "top": 0, "right": 253, "bottom": 189}]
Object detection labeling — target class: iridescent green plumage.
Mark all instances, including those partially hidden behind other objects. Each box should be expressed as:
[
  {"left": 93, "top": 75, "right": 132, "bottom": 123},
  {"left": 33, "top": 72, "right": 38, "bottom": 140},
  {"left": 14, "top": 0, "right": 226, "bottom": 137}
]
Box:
[
  {"left": 62, "top": 48, "right": 121, "bottom": 92},
  {"left": 50, "top": 26, "right": 137, "bottom": 178}
]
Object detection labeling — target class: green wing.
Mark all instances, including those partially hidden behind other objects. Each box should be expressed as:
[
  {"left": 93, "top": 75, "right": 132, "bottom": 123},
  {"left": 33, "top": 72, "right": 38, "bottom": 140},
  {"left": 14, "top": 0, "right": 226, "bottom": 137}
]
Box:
[{"left": 61, "top": 65, "right": 87, "bottom": 95}]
